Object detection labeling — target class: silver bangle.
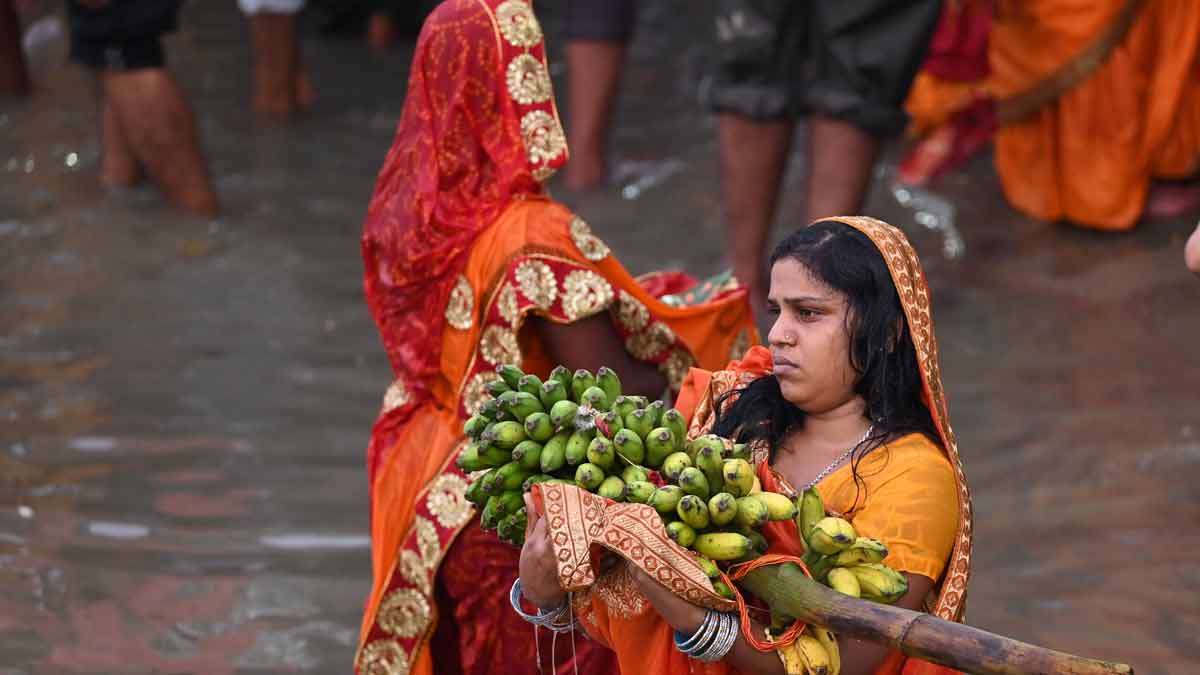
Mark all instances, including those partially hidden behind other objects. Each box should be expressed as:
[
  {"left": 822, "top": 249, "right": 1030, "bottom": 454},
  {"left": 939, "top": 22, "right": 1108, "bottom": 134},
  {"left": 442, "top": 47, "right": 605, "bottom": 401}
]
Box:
[
  {"left": 693, "top": 611, "right": 738, "bottom": 662},
  {"left": 675, "top": 610, "right": 718, "bottom": 653},
  {"left": 510, "top": 579, "right": 580, "bottom": 633},
  {"left": 675, "top": 609, "right": 738, "bottom": 661}
]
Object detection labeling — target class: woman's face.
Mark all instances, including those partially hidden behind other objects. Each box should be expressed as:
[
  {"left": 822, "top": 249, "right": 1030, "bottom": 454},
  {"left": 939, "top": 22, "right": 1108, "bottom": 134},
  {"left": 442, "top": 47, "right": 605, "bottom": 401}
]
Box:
[{"left": 766, "top": 259, "right": 860, "bottom": 414}]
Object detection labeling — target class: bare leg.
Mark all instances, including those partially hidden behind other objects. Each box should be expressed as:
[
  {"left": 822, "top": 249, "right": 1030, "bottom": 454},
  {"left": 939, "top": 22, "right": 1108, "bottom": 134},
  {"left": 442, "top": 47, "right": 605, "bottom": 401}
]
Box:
[
  {"left": 805, "top": 115, "right": 879, "bottom": 222},
  {"left": 1186, "top": 221, "right": 1200, "bottom": 276},
  {"left": 564, "top": 40, "right": 626, "bottom": 190},
  {"left": 100, "top": 98, "right": 143, "bottom": 187},
  {"left": 102, "top": 69, "right": 218, "bottom": 215},
  {"left": 0, "top": 0, "right": 30, "bottom": 96},
  {"left": 248, "top": 12, "right": 300, "bottom": 116},
  {"left": 717, "top": 113, "right": 794, "bottom": 316}
]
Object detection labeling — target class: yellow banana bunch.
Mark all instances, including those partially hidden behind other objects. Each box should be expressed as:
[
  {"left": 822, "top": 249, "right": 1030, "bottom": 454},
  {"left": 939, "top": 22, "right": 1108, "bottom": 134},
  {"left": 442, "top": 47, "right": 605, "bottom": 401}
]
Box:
[
  {"left": 792, "top": 634, "right": 833, "bottom": 675},
  {"left": 848, "top": 562, "right": 908, "bottom": 603},
  {"left": 808, "top": 625, "right": 842, "bottom": 675},
  {"left": 808, "top": 517, "right": 857, "bottom": 555}
]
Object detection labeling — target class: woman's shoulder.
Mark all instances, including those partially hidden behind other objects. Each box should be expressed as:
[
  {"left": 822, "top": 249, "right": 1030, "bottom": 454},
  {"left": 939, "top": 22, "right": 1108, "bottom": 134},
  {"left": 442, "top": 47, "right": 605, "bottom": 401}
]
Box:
[{"left": 861, "top": 432, "right": 955, "bottom": 486}]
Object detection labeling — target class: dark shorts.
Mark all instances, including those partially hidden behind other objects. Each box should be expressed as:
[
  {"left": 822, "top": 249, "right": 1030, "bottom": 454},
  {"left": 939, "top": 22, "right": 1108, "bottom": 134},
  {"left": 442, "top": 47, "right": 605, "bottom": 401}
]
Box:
[
  {"left": 564, "top": 0, "right": 636, "bottom": 42},
  {"left": 67, "top": 0, "right": 183, "bottom": 70},
  {"left": 703, "top": 0, "right": 942, "bottom": 136}
]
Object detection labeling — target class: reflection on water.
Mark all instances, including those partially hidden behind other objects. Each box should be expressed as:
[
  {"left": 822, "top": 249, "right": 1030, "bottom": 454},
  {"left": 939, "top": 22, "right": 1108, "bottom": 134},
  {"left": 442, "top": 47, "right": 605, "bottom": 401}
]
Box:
[{"left": 2, "top": 1, "right": 1200, "bottom": 674}]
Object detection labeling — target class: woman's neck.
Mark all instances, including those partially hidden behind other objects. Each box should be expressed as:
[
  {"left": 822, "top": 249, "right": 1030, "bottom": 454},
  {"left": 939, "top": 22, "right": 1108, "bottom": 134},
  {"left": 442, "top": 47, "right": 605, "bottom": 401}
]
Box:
[{"left": 792, "top": 397, "right": 871, "bottom": 453}]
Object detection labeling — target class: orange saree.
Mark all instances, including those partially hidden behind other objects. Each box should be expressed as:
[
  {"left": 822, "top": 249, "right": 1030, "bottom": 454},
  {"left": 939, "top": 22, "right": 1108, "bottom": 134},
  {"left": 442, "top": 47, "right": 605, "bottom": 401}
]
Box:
[
  {"left": 904, "top": 0, "right": 1200, "bottom": 229},
  {"left": 547, "top": 218, "right": 973, "bottom": 675},
  {"left": 991, "top": 0, "right": 1200, "bottom": 229},
  {"left": 354, "top": 2, "right": 758, "bottom": 674}
]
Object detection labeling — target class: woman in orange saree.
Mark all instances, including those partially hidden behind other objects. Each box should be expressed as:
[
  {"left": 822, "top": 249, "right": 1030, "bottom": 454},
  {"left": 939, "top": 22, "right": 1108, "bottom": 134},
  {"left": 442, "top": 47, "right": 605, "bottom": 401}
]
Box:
[
  {"left": 354, "top": 1, "right": 759, "bottom": 673},
  {"left": 902, "top": 0, "right": 1200, "bottom": 230},
  {"left": 519, "top": 217, "right": 972, "bottom": 675}
]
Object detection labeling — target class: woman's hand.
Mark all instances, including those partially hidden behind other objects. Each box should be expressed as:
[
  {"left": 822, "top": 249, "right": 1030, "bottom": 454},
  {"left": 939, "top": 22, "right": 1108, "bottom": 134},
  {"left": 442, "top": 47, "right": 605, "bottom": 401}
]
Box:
[{"left": 517, "top": 493, "right": 567, "bottom": 610}]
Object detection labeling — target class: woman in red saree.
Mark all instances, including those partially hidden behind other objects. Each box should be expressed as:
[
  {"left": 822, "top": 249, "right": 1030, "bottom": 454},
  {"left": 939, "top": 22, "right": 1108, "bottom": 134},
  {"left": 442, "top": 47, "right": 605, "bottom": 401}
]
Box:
[
  {"left": 354, "top": 1, "right": 759, "bottom": 673},
  {"left": 520, "top": 217, "right": 972, "bottom": 675}
]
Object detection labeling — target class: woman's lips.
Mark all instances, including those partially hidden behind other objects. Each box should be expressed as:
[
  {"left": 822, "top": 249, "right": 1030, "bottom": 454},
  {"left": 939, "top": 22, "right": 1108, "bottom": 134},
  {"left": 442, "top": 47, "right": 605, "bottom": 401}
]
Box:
[{"left": 772, "top": 354, "right": 798, "bottom": 373}]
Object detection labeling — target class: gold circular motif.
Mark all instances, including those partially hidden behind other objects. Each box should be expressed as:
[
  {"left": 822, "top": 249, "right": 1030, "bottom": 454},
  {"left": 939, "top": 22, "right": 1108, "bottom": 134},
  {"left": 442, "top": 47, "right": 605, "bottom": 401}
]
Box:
[
  {"left": 532, "top": 165, "right": 557, "bottom": 183},
  {"left": 461, "top": 370, "right": 500, "bottom": 416},
  {"left": 381, "top": 377, "right": 410, "bottom": 413},
  {"left": 514, "top": 259, "right": 557, "bottom": 309},
  {"left": 494, "top": 0, "right": 543, "bottom": 48},
  {"left": 413, "top": 515, "right": 440, "bottom": 565},
  {"left": 479, "top": 325, "right": 521, "bottom": 366},
  {"left": 569, "top": 216, "right": 611, "bottom": 262},
  {"left": 426, "top": 473, "right": 474, "bottom": 529},
  {"left": 378, "top": 588, "right": 431, "bottom": 639},
  {"left": 658, "top": 348, "right": 696, "bottom": 391},
  {"left": 399, "top": 549, "right": 430, "bottom": 595},
  {"left": 359, "top": 639, "right": 409, "bottom": 675},
  {"left": 624, "top": 322, "right": 676, "bottom": 360},
  {"left": 495, "top": 282, "right": 520, "bottom": 327},
  {"left": 445, "top": 275, "right": 474, "bottom": 331},
  {"left": 561, "top": 270, "right": 614, "bottom": 321},
  {"left": 519, "top": 110, "right": 566, "bottom": 166},
  {"left": 614, "top": 290, "right": 650, "bottom": 333},
  {"left": 506, "top": 53, "right": 552, "bottom": 105}
]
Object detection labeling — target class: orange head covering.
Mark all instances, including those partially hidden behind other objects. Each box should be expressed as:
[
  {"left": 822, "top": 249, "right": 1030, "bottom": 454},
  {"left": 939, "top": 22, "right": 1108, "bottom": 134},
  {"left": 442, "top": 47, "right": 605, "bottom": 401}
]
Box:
[
  {"left": 809, "top": 217, "right": 973, "bottom": 621},
  {"left": 360, "top": 0, "right": 567, "bottom": 437}
]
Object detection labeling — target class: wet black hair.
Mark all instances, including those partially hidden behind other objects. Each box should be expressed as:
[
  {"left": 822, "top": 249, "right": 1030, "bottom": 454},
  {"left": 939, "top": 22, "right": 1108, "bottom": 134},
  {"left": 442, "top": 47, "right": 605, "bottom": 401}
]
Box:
[{"left": 712, "top": 220, "right": 939, "bottom": 511}]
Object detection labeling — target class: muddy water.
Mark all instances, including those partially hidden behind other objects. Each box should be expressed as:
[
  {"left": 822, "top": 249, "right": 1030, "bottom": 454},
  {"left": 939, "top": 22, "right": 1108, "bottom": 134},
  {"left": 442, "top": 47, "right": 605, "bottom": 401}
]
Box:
[{"left": 2, "top": 2, "right": 1199, "bottom": 674}]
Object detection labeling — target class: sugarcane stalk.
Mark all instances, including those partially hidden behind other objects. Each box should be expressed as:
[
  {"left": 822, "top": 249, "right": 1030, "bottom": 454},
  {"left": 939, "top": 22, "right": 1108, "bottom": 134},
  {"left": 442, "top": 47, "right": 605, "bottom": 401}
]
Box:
[{"left": 738, "top": 563, "right": 1133, "bottom": 675}]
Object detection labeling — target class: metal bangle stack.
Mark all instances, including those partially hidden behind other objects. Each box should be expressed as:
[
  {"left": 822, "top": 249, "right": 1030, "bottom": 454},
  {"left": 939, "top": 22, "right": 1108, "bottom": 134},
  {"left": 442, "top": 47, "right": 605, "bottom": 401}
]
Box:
[
  {"left": 673, "top": 609, "right": 739, "bottom": 662},
  {"left": 510, "top": 579, "right": 581, "bottom": 633}
]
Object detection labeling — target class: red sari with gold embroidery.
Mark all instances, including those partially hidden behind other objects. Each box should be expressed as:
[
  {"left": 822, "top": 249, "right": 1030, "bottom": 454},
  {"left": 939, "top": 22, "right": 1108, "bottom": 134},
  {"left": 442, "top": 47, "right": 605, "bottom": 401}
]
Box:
[{"left": 354, "top": 2, "right": 759, "bottom": 674}]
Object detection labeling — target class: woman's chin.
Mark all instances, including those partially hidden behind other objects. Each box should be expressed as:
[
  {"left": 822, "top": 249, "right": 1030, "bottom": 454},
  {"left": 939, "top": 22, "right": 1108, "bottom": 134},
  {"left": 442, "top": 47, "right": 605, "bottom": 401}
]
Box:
[{"left": 777, "top": 381, "right": 809, "bottom": 409}]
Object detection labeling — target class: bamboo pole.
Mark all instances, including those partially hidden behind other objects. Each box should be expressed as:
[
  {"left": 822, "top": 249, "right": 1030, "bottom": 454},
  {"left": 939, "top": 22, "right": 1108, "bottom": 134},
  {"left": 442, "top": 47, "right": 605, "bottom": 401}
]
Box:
[{"left": 738, "top": 563, "right": 1133, "bottom": 675}]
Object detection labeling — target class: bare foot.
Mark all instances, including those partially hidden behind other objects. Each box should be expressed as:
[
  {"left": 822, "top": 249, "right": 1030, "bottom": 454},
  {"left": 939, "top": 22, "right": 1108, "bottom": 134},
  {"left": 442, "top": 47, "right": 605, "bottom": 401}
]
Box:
[
  {"left": 367, "top": 13, "right": 397, "bottom": 52},
  {"left": 1146, "top": 180, "right": 1200, "bottom": 219},
  {"left": 1185, "top": 222, "right": 1200, "bottom": 275}
]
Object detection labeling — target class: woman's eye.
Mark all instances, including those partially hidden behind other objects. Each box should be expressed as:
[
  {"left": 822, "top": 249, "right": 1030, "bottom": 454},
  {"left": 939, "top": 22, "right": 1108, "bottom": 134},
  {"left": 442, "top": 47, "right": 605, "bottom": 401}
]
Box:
[{"left": 766, "top": 304, "right": 781, "bottom": 316}]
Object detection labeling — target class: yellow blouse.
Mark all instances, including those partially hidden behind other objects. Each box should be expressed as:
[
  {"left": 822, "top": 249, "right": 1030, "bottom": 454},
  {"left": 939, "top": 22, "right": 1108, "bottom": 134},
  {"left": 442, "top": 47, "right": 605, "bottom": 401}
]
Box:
[{"left": 815, "top": 432, "right": 960, "bottom": 582}]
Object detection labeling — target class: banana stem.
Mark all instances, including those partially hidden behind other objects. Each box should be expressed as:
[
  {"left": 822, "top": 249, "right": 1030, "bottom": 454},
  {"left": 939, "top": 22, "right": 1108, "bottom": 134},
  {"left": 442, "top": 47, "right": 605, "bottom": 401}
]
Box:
[{"left": 738, "top": 564, "right": 1133, "bottom": 675}]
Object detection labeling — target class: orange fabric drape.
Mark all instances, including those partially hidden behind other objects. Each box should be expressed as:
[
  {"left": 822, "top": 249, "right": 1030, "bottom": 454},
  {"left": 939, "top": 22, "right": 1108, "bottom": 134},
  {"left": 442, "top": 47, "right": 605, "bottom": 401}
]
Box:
[
  {"left": 991, "top": 0, "right": 1200, "bottom": 229},
  {"left": 905, "top": 0, "right": 1200, "bottom": 229}
]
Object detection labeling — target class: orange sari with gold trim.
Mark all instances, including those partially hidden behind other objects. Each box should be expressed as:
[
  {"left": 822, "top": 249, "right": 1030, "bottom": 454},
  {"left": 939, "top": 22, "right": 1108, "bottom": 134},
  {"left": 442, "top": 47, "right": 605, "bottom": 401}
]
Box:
[
  {"left": 354, "top": 4, "right": 758, "bottom": 673},
  {"left": 542, "top": 218, "right": 973, "bottom": 675}
]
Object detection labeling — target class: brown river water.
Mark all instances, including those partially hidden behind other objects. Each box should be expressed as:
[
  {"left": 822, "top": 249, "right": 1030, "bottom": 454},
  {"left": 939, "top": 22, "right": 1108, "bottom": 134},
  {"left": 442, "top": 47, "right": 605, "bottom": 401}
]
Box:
[{"left": 2, "top": 2, "right": 1198, "bottom": 673}]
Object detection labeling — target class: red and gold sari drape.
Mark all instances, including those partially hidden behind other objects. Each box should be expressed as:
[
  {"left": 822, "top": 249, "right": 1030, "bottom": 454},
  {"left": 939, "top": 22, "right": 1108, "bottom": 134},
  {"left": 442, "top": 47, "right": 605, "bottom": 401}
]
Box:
[{"left": 354, "top": 2, "right": 758, "bottom": 674}]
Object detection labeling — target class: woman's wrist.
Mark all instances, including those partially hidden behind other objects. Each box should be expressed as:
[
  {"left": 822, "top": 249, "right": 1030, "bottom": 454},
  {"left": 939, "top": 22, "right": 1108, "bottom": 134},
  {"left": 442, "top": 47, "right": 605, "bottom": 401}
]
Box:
[{"left": 518, "top": 576, "right": 566, "bottom": 611}]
